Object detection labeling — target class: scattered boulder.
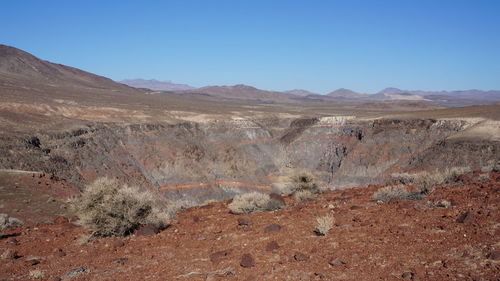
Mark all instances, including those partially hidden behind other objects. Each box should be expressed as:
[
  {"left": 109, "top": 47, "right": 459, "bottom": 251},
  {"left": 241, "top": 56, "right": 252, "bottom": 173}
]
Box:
[
  {"left": 62, "top": 266, "right": 88, "bottom": 280},
  {"left": 401, "top": 271, "right": 414, "bottom": 280},
  {"left": 135, "top": 224, "right": 161, "bottom": 236},
  {"left": 456, "top": 211, "right": 474, "bottom": 223},
  {"left": 210, "top": 250, "right": 230, "bottom": 265},
  {"left": 25, "top": 256, "right": 41, "bottom": 266},
  {"left": 265, "top": 241, "right": 280, "bottom": 251},
  {"left": 112, "top": 257, "right": 128, "bottom": 265},
  {"left": 112, "top": 240, "right": 125, "bottom": 249},
  {"left": 237, "top": 217, "right": 251, "bottom": 226},
  {"left": 269, "top": 193, "right": 286, "bottom": 206},
  {"left": 328, "top": 257, "right": 345, "bottom": 266},
  {"left": 294, "top": 252, "right": 309, "bottom": 261},
  {"left": 264, "top": 224, "right": 281, "bottom": 233},
  {"left": 240, "top": 253, "right": 255, "bottom": 268}
]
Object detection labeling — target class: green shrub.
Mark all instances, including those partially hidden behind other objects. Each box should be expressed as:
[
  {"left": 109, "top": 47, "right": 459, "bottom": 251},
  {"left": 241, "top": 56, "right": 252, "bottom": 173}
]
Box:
[
  {"left": 73, "top": 178, "right": 174, "bottom": 237},
  {"left": 228, "top": 192, "right": 284, "bottom": 214}
]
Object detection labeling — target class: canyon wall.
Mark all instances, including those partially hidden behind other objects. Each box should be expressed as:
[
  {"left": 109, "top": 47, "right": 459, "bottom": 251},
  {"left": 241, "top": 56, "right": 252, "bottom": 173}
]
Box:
[{"left": 1, "top": 116, "right": 498, "bottom": 204}]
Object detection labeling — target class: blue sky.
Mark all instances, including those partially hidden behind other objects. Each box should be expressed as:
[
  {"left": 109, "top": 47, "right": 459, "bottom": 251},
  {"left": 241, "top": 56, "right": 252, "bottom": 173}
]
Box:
[{"left": 1, "top": 0, "right": 499, "bottom": 93}]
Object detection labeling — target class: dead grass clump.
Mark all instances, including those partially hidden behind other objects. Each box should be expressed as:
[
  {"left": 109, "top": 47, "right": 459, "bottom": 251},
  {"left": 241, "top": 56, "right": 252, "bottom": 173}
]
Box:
[
  {"left": 315, "top": 215, "right": 335, "bottom": 236},
  {"left": 73, "top": 178, "right": 174, "bottom": 237},
  {"left": 373, "top": 185, "right": 427, "bottom": 203},
  {"left": 391, "top": 166, "right": 472, "bottom": 192},
  {"left": 28, "top": 269, "right": 44, "bottom": 279},
  {"left": 294, "top": 189, "right": 316, "bottom": 201},
  {"left": 228, "top": 192, "right": 284, "bottom": 214}
]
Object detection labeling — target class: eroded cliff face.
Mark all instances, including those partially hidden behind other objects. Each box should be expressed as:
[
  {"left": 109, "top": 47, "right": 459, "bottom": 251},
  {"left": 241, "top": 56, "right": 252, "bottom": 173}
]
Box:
[{"left": 1, "top": 116, "right": 498, "bottom": 204}]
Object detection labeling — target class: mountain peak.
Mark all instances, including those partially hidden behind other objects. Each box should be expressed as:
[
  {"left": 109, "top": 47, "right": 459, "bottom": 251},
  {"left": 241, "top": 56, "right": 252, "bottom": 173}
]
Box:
[
  {"left": 119, "top": 79, "right": 194, "bottom": 91},
  {"left": 378, "top": 87, "right": 405, "bottom": 95}
]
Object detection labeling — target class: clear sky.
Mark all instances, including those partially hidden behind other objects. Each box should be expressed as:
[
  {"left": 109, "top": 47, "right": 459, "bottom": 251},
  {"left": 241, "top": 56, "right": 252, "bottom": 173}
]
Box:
[{"left": 1, "top": 0, "right": 499, "bottom": 93}]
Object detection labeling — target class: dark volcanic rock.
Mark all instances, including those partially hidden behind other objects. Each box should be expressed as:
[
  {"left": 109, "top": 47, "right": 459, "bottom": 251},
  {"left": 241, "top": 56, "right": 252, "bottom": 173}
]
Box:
[
  {"left": 135, "top": 224, "right": 161, "bottom": 236},
  {"left": 328, "top": 257, "right": 345, "bottom": 266},
  {"left": 240, "top": 253, "right": 255, "bottom": 268},
  {"left": 237, "top": 217, "right": 251, "bottom": 226},
  {"left": 456, "top": 211, "right": 475, "bottom": 223},
  {"left": 294, "top": 252, "right": 309, "bottom": 261},
  {"left": 264, "top": 224, "right": 282, "bottom": 233},
  {"left": 269, "top": 193, "right": 286, "bottom": 205},
  {"left": 210, "top": 250, "right": 230, "bottom": 265},
  {"left": 265, "top": 241, "right": 280, "bottom": 251}
]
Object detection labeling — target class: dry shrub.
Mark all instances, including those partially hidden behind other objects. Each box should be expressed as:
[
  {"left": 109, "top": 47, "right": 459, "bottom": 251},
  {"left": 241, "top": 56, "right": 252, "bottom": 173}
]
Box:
[
  {"left": 29, "top": 270, "right": 44, "bottom": 279},
  {"left": 284, "top": 172, "right": 324, "bottom": 196},
  {"left": 228, "top": 192, "right": 284, "bottom": 214},
  {"left": 373, "top": 184, "right": 427, "bottom": 202},
  {"left": 0, "top": 214, "right": 23, "bottom": 233},
  {"left": 315, "top": 215, "right": 335, "bottom": 236},
  {"left": 294, "top": 189, "right": 316, "bottom": 201},
  {"left": 73, "top": 178, "right": 174, "bottom": 237},
  {"left": 391, "top": 166, "right": 472, "bottom": 192}
]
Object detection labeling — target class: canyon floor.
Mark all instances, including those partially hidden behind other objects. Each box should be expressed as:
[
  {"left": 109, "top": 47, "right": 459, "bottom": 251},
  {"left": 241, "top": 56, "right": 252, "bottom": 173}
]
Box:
[{"left": 1, "top": 172, "right": 499, "bottom": 281}]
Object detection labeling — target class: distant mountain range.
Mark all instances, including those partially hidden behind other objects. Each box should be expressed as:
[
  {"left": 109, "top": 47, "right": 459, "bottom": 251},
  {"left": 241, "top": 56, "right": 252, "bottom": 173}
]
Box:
[
  {"left": 119, "top": 79, "right": 194, "bottom": 91},
  {"left": 1, "top": 43, "right": 499, "bottom": 109}
]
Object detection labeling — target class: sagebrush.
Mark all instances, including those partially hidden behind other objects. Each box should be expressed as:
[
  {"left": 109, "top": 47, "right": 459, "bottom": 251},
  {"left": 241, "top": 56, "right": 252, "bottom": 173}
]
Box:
[
  {"left": 73, "top": 178, "right": 175, "bottom": 237},
  {"left": 391, "top": 166, "right": 472, "bottom": 192},
  {"left": 315, "top": 215, "right": 335, "bottom": 236},
  {"left": 294, "top": 189, "right": 316, "bottom": 201},
  {"left": 0, "top": 213, "right": 23, "bottom": 233},
  {"left": 284, "top": 172, "right": 324, "bottom": 195},
  {"left": 373, "top": 184, "right": 428, "bottom": 202},
  {"left": 228, "top": 192, "right": 284, "bottom": 214}
]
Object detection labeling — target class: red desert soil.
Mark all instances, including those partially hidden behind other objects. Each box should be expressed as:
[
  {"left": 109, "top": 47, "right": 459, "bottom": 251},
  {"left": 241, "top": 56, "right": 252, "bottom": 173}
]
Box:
[{"left": 1, "top": 173, "right": 499, "bottom": 281}]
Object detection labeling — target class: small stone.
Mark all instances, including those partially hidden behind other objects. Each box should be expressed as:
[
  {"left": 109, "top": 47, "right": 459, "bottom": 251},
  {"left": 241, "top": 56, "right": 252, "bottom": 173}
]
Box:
[
  {"left": 54, "top": 216, "right": 69, "bottom": 224},
  {"left": 112, "top": 257, "right": 128, "bottom": 265},
  {"left": 25, "top": 257, "right": 41, "bottom": 266},
  {"left": 240, "top": 253, "right": 255, "bottom": 268},
  {"left": 487, "top": 250, "right": 500, "bottom": 260},
  {"left": 1, "top": 249, "right": 18, "bottom": 260},
  {"left": 456, "top": 211, "right": 474, "bottom": 223},
  {"left": 112, "top": 240, "right": 125, "bottom": 249},
  {"left": 53, "top": 248, "right": 66, "bottom": 257},
  {"left": 264, "top": 224, "right": 281, "bottom": 232},
  {"left": 237, "top": 217, "right": 251, "bottom": 226},
  {"left": 210, "top": 250, "right": 230, "bottom": 264},
  {"left": 266, "top": 241, "right": 280, "bottom": 251},
  {"left": 350, "top": 205, "right": 362, "bottom": 210},
  {"left": 402, "top": 272, "right": 414, "bottom": 279},
  {"left": 328, "top": 257, "right": 345, "bottom": 266},
  {"left": 294, "top": 252, "right": 309, "bottom": 261},
  {"left": 135, "top": 224, "right": 161, "bottom": 236}
]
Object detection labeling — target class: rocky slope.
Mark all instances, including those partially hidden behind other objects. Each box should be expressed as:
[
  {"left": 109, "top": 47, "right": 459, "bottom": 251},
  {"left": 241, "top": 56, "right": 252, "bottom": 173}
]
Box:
[{"left": 1, "top": 172, "right": 499, "bottom": 280}]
